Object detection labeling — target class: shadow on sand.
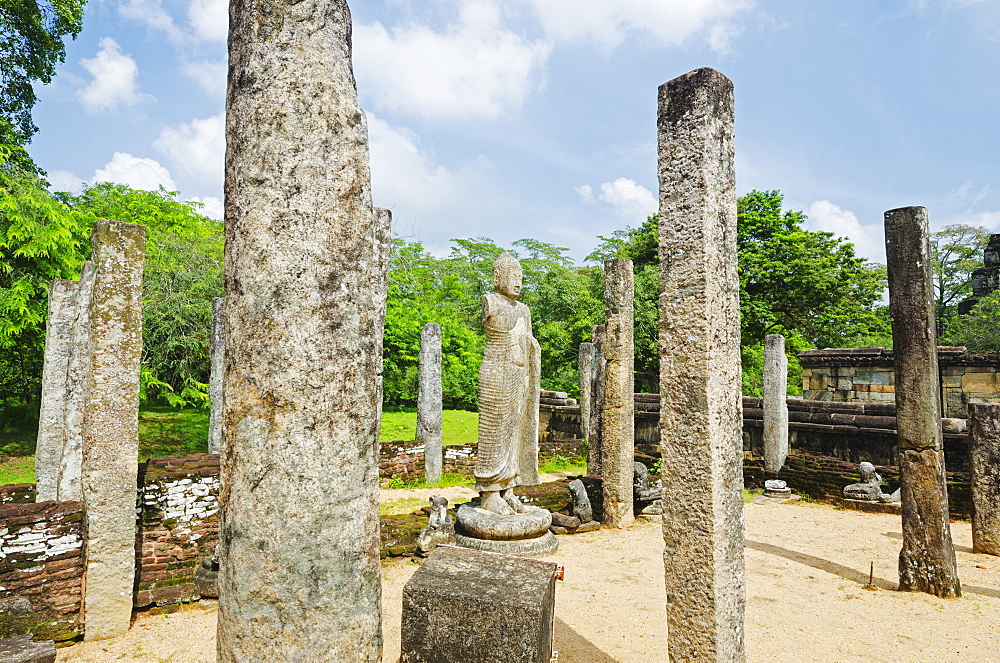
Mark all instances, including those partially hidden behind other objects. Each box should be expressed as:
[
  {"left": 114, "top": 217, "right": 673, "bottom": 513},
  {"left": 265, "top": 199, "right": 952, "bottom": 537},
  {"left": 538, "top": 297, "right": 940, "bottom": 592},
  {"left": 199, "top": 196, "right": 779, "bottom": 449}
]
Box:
[{"left": 554, "top": 617, "right": 618, "bottom": 662}]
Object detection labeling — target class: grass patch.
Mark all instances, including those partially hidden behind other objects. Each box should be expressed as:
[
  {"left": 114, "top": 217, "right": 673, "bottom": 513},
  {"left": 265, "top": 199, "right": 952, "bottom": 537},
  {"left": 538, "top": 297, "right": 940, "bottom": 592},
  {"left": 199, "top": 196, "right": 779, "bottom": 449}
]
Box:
[
  {"left": 0, "top": 456, "right": 35, "bottom": 485},
  {"left": 381, "top": 472, "right": 474, "bottom": 490},
  {"left": 539, "top": 455, "right": 587, "bottom": 475},
  {"left": 379, "top": 409, "right": 478, "bottom": 446},
  {"left": 138, "top": 406, "right": 210, "bottom": 459},
  {"left": 379, "top": 497, "right": 428, "bottom": 517}
]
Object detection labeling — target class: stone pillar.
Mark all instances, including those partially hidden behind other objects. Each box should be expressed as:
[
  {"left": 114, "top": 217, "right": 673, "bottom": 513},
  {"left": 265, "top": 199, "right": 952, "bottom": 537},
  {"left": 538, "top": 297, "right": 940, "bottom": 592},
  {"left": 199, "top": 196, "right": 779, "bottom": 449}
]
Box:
[
  {"left": 219, "top": 0, "right": 384, "bottom": 658},
  {"left": 657, "top": 68, "right": 745, "bottom": 662},
  {"left": 578, "top": 342, "right": 595, "bottom": 442},
  {"left": 373, "top": 207, "right": 392, "bottom": 462},
  {"left": 587, "top": 325, "right": 606, "bottom": 476},
  {"left": 970, "top": 402, "right": 1000, "bottom": 555},
  {"left": 763, "top": 334, "right": 788, "bottom": 473},
  {"left": 601, "top": 259, "right": 635, "bottom": 528},
  {"left": 208, "top": 297, "right": 224, "bottom": 456},
  {"left": 81, "top": 220, "right": 146, "bottom": 641},
  {"left": 885, "top": 206, "right": 961, "bottom": 598},
  {"left": 418, "top": 323, "right": 443, "bottom": 483}
]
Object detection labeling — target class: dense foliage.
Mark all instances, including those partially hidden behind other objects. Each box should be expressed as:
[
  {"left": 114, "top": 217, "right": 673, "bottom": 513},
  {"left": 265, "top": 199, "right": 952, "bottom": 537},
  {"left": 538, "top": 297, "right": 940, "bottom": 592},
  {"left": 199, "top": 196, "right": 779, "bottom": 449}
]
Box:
[{"left": 932, "top": 224, "right": 990, "bottom": 337}]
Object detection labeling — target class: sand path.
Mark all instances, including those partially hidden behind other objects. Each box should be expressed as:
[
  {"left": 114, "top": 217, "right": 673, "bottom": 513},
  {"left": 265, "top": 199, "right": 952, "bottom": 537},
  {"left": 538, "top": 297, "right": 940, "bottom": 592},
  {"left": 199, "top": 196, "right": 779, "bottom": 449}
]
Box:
[{"left": 56, "top": 500, "right": 1000, "bottom": 662}]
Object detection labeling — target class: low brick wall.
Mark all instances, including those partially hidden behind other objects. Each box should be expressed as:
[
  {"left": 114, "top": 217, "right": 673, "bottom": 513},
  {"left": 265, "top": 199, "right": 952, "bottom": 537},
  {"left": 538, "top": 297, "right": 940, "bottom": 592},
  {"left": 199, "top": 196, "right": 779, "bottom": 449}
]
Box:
[
  {"left": 0, "top": 500, "right": 83, "bottom": 641},
  {"left": 379, "top": 439, "right": 586, "bottom": 482}
]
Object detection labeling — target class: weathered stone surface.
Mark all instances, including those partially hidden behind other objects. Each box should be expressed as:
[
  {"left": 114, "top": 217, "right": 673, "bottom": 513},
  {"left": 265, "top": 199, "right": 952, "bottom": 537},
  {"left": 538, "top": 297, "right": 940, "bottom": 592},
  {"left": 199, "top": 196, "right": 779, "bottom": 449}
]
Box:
[
  {"left": 567, "top": 478, "right": 594, "bottom": 524},
  {"left": 885, "top": 206, "right": 961, "bottom": 598},
  {"left": 588, "top": 325, "right": 606, "bottom": 475},
  {"left": 578, "top": 342, "right": 595, "bottom": 442},
  {"left": 194, "top": 551, "right": 219, "bottom": 598},
  {"left": 219, "top": 0, "right": 385, "bottom": 658},
  {"left": 418, "top": 323, "right": 443, "bottom": 483},
  {"left": 456, "top": 504, "right": 552, "bottom": 541},
  {"left": 401, "top": 545, "right": 557, "bottom": 663},
  {"left": 842, "top": 461, "right": 886, "bottom": 501},
  {"left": 416, "top": 497, "right": 455, "bottom": 556},
  {"left": 657, "top": 67, "right": 745, "bottom": 662},
  {"left": 763, "top": 333, "right": 788, "bottom": 472},
  {"left": 82, "top": 220, "right": 146, "bottom": 641},
  {"left": 0, "top": 634, "right": 56, "bottom": 663},
  {"left": 207, "top": 297, "right": 224, "bottom": 456},
  {"left": 550, "top": 511, "right": 581, "bottom": 529},
  {"left": 969, "top": 402, "right": 1000, "bottom": 555},
  {"left": 601, "top": 259, "right": 635, "bottom": 528}
]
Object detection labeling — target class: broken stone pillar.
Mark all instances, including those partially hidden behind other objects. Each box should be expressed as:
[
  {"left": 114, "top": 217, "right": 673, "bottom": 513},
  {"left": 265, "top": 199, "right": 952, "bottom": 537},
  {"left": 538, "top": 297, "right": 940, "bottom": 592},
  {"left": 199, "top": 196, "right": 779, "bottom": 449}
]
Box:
[
  {"left": 601, "top": 258, "right": 635, "bottom": 528},
  {"left": 418, "top": 323, "right": 443, "bottom": 483},
  {"left": 763, "top": 333, "right": 788, "bottom": 473},
  {"left": 208, "top": 297, "right": 224, "bottom": 456},
  {"left": 578, "top": 342, "right": 595, "bottom": 442},
  {"left": 35, "top": 262, "right": 94, "bottom": 504},
  {"left": 657, "top": 68, "right": 745, "bottom": 662},
  {"left": 968, "top": 403, "right": 1000, "bottom": 555},
  {"left": 82, "top": 220, "right": 146, "bottom": 641},
  {"left": 219, "top": 0, "right": 385, "bottom": 658},
  {"left": 587, "top": 325, "right": 606, "bottom": 476},
  {"left": 885, "top": 206, "right": 961, "bottom": 598}
]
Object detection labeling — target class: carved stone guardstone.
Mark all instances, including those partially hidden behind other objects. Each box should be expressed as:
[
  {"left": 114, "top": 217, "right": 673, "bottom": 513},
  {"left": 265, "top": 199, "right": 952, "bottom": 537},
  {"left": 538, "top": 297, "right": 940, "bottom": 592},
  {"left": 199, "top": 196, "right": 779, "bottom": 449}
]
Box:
[
  {"left": 416, "top": 496, "right": 457, "bottom": 556},
  {"left": 401, "top": 545, "right": 558, "bottom": 663}
]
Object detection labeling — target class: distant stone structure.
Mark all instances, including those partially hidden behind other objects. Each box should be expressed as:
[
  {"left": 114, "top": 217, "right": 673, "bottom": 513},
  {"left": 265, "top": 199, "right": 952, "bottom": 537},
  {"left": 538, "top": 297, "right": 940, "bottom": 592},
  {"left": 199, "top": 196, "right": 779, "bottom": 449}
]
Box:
[
  {"left": 601, "top": 258, "right": 635, "bottom": 528},
  {"left": 958, "top": 233, "right": 1000, "bottom": 314},
  {"left": 969, "top": 403, "right": 1000, "bottom": 555},
  {"left": 763, "top": 334, "right": 788, "bottom": 472},
  {"left": 885, "top": 205, "right": 961, "bottom": 598},
  {"left": 418, "top": 323, "right": 443, "bottom": 483},
  {"left": 657, "top": 68, "right": 745, "bottom": 662},
  {"left": 798, "top": 346, "right": 1000, "bottom": 418}
]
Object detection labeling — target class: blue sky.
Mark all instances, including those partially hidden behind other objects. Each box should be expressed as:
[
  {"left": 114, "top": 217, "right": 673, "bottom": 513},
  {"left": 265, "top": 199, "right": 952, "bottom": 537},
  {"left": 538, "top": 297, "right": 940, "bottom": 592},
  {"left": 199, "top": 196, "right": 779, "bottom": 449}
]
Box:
[{"left": 24, "top": 0, "right": 1000, "bottom": 264}]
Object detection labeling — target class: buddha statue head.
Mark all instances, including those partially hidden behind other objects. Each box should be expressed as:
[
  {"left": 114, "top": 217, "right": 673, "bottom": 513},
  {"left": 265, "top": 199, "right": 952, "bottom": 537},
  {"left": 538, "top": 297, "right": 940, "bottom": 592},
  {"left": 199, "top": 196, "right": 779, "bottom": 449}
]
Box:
[{"left": 493, "top": 252, "right": 523, "bottom": 300}]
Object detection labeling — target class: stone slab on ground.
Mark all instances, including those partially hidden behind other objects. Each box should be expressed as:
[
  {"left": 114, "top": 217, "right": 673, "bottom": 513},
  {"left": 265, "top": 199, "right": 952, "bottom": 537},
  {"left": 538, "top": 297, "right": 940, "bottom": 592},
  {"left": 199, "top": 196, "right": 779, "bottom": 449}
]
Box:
[
  {"left": 401, "top": 545, "right": 557, "bottom": 663},
  {"left": 839, "top": 498, "right": 902, "bottom": 515},
  {"left": 0, "top": 634, "right": 56, "bottom": 663}
]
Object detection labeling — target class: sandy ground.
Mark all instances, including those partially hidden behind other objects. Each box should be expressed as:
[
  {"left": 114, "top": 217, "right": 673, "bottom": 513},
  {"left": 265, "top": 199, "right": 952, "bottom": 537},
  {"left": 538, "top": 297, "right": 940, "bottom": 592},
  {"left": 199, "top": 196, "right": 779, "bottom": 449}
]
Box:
[{"left": 56, "top": 499, "right": 1000, "bottom": 662}]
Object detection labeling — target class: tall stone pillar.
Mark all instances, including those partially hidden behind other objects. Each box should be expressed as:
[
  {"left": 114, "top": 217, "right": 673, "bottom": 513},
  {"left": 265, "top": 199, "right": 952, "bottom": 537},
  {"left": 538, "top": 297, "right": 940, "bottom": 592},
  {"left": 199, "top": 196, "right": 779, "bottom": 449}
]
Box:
[
  {"left": 219, "top": 0, "right": 385, "bottom": 659},
  {"left": 208, "top": 297, "right": 224, "bottom": 456},
  {"left": 578, "top": 342, "right": 595, "bottom": 442},
  {"left": 885, "top": 206, "right": 961, "bottom": 598},
  {"left": 763, "top": 334, "right": 788, "bottom": 473},
  {"left": 373, "top": 208, "right": 392, "bottom": 461},
  {"left": 601, "top": 259, "right": 635, "bottom": 528},
  {"left": 81, "top": 220, "right": 146, "bottom": 641},
  {"left": 418, "top": 323, "right": 443, "bottom": 483},
  {"left": 969, "top": 402, "right": 1000, "bottom": 556},
  {"left": 657, "top": 68, "right": 745, "bottom": 662},
  {"left": 587, "top": 325, "right": 606, "bottom": 476}
]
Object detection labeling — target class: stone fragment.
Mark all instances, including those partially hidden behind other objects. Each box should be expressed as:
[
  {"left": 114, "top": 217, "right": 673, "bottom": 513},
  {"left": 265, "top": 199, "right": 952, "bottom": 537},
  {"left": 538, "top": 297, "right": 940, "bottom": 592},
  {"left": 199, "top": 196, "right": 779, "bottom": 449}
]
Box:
[
  {"left": 550, "top": 512, "right": 582, "bottom": 529},
  {"left": 218, "top": 0, "right": 386, "bottom": 658},
  {"left": 567, "top": 478, "right": 594, "bottom": 524},
  {"left": 578, "top": 342, "right": 595, "bottom": 442},
  {"left": 418, "top": 323, "right": 443, "bottom": 483},
  {"left": 842, "top": 462, "right": 886, "bottom": 502},
  {"left": 658, "top": 67, "right": 745, "bottom": 662},
  {"left": 416, "top": 496, "right": 456, "bottom": 556},
  {"left": 194, "top": 547, "right": 219, "bottom": 598},
  {"left": 82, "top": 220, "right": 146, "bottom": 641},
  {"left": 969, "top": 402, "right": 1000, "bottom": 555},
  {"left": 601, "top": 259, "right": 635, "bottom": 528},
  {"left": 633, "top": 461, "right": 660, "bottom": 515},
  {"left": 588, "top": 324, "right": 607, "bottom": 475},
  {"left": 885, "top": 205, "right": 961, "bottom": 598},
  {"left": 0, "top": 634, "right": 56, "bottom": 663},
  {"left": 207, "top": 297, "right": 224, "bottom": 456},
  {"left": 763, "top": 333, "right": 789, "bottom": 472},
  {"left": 401, "top": 546, "right": 557, "bottom": 663}
]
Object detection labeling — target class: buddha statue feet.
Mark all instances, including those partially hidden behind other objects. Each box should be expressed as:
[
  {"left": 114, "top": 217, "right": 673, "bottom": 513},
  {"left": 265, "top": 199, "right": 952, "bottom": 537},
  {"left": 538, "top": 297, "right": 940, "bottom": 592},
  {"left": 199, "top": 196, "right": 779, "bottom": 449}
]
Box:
[{"left": 480, "top": 490, "right": 516, "bottom": 516}]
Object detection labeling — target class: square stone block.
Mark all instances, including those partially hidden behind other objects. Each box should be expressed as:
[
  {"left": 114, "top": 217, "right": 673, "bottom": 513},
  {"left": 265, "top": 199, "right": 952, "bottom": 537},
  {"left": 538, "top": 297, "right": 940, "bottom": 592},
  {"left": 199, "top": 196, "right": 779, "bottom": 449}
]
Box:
[
  {"left": 402, "top": 545, "right": 557, "bottom": 663},
  {"left": 856, "top": 370, "right": 891, "bottom": 386},
  {"left": 836, "top": 378, "right": 853, "bottom": 391},
  {"left": 963, "top": 372, "right": 999, "bottom": 391}
]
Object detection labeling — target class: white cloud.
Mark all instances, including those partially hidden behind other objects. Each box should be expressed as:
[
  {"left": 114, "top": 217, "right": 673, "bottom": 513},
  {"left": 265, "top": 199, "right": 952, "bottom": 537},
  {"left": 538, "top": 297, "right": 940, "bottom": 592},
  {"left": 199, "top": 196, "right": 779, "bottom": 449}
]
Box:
[
  {"left": 119, "top": 0, "right": 183, "bottom": 44},
  {"left": 597, "top": 178, "right": 657, "bottom": 220},
  {"left": 153, "top": 114, "right": 225, "bottom": 189},
  {"left": 76, "top": 38, "right": 151, "bottom": 113},
  {"left": 187, "top": 0, "right": 228, "bottom": 42},
  {"left": 92, "top": 152, "right": 177, "bottom": 191},
  {"left": 805, "top": 200, "right": 885, "bottom": 262},
  {"left": 355, "top": 1, "right": 552, "bottom": 121},
  {"left": 47, "top": 170, "right": 86, "bottom": 193},
  {"left": 520, "top": 0, "right": 753, "bottom": 51},
  {"left": 189, "top": 196, "right": 224, "bottom": 219},
  {"left": 575, "top": 184, "right": 595, "bottom": 204},
  {"left": 181, "top": 59, "right": 227, "bottom": 98}
]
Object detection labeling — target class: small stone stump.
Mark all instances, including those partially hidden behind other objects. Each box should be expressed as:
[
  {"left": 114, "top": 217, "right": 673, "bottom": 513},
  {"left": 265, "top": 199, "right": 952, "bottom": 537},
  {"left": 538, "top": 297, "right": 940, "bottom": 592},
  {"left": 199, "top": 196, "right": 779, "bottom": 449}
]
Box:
[
  {"left": 0, "top": 634, "right": 56, "bottom": 663},
  {"left": 401, "top": 545, "right": 558, "bottom": 663},
  {"left": 751, "top": 479, "right": 801, "bottom": 505}
]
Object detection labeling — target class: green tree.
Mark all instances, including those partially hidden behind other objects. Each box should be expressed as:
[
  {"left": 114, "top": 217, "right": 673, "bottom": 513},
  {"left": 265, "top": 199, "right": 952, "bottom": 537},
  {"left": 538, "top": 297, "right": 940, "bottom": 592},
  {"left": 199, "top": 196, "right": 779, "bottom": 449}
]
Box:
[
  {"left": 932, "top": 223, "right": 990, "bottom": 336},
  {"left": 947, "top": 290, "right": 1000, "bottom": 352},
  {"left": 1, "top": 0, "right": 86, "bottom": 153}
]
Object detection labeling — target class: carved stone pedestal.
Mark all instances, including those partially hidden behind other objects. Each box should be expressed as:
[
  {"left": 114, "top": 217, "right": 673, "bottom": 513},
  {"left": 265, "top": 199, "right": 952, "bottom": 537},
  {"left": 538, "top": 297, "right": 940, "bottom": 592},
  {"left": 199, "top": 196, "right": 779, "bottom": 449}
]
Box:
[{"left": 455, "top": 503, "right": 558, "bottom": 555}]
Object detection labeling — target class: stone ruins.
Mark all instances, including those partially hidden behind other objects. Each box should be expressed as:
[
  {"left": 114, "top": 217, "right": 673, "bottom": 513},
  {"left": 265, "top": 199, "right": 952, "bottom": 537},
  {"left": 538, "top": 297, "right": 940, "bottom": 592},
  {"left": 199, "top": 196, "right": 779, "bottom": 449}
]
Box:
[
  {"left": 763, "top": 333, "right": 789, "bottom": 472},
  {"left": 842, "top": 462, "right": 898, "bottom": 503},
  {"left": 418, "top": 323, "right": 444, "bottom": 483},
  {"left": 885, "top": 206, "right": 962, "bottom": 598},
  {"left": 657, "top": 67, "right": 746, "bottom": 661},
  {"left": 217, "top": 0, "right": 387, "bottom": 658},
  {"left": 600, "top": 258, "right": 635, "bottom": 528}
]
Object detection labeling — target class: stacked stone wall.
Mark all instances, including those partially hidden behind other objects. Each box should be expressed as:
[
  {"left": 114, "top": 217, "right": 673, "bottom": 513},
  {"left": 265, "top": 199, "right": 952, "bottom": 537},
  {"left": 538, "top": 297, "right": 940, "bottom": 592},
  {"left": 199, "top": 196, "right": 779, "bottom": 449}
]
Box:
[
  {"left": 0, "top": 500, "right": 83, "bottom": 641},
  {"left": 379, "top": 439, "right": 587, "bottom": 481}
]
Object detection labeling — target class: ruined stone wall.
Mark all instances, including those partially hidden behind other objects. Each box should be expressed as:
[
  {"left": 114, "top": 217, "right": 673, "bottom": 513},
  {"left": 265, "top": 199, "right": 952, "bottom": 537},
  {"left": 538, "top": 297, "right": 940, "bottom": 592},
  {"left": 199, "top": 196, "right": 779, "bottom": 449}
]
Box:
[{"left": 378, "top": 439, "right": 587, "bottom": 481}]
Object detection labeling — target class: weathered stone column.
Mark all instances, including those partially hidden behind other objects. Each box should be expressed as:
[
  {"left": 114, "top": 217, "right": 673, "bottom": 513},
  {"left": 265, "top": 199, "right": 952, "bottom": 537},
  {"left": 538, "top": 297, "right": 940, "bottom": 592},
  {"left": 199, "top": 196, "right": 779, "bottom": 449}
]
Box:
[
  {"left": 208, "top": 297, "right": 224, "bottom": 456},
  {"left": 587, "top": 325, "right": 606, "bottom": 476},
  {"left": 219, "top": 0, "right": 384, "bottom": 658},
  {"left": 601, "top": 259, "right": 635, "bottom": 528},
  {"left": 578, "top": 342, "right": 595, "bottom": 442},
  {"left": 658, "top": 68, "right": 745, "bottom": 662},
  {"left": 418, "top": 323, "right": 443, "bottom": 483},
  {"left": 763, "top": 333, "right": 788, "bottom": 473},
  {"left": 373, "top": 207, "right": 392, "bottom": 456},
  {"left": 970, "top": 402, "right": 1000, "bottom": 555},
  {"left": 81, "top": 220, "right": 146, "bottom": 641},
  {"left": 885, "top": 206, "right": 961, "bottom": 598}
]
